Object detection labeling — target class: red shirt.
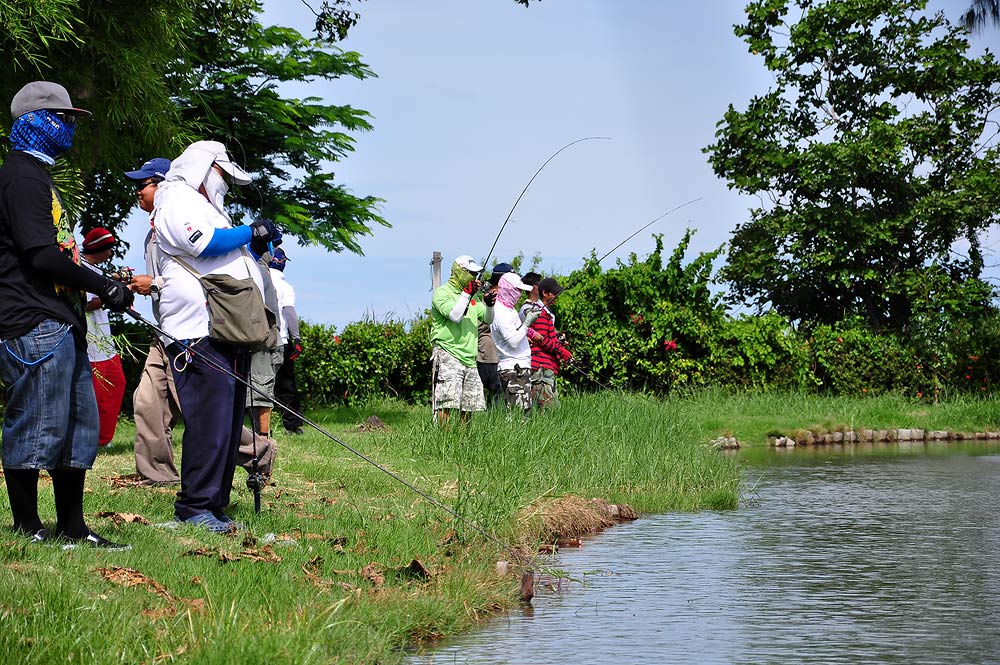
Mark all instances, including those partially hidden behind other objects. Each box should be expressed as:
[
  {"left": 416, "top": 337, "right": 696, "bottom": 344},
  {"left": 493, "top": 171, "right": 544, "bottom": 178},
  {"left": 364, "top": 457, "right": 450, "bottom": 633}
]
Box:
[{"left": 528, "top": 307, "right": 571, "bottom": 373}]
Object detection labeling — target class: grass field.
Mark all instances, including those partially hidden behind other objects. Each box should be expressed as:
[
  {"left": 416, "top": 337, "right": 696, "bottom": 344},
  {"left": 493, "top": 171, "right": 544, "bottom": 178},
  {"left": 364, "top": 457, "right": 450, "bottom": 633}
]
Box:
[
  {"left": 4, "top": 389, "right": 999, "bottom": 662},
  {"left": 0, "top": 392, "right": 740, "bottom": 664}
]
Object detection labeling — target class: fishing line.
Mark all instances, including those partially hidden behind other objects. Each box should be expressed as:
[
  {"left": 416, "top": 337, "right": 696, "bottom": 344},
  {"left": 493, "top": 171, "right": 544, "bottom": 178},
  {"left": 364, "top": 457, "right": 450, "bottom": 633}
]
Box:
[
  {"left": 480, "top": 136, "right": 611, "bottom": 272},
  {"left": 123, "top": 308, "right": 510, "bottom": 550},
  {"left": 595, "top": 197, "right": 703, "bottom": 266}
]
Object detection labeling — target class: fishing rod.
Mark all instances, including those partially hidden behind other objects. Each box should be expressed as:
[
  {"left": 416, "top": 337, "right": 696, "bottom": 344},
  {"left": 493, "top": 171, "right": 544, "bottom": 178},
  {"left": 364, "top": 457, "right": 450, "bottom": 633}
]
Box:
[
  {"left": 592, "top": 197, "right": 703, "bottom": 265},
  {"left": 479, "top": 136, "right": 611, "bottom": 274},
  {"left": 123, "top": 308, "right": 509, "bottom": 549},
  {"left": 516, "top": 196, "right": 704, "bottom": 328}
]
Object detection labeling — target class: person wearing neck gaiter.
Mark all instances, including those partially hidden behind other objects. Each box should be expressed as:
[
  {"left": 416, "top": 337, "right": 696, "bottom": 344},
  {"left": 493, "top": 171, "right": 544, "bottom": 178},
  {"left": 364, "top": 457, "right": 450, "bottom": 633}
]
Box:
[
  {"left": 490, "top": 273, "right": 537, "bottom": 416},
  {"left": 430, "top": 255, "right": 495, "bottom": 426},
  {"left": 0, "top": 81, "right": 134, "bottom": 549},
  {"left": 152, "top": 140, "right": 274, "bottom": 533}
]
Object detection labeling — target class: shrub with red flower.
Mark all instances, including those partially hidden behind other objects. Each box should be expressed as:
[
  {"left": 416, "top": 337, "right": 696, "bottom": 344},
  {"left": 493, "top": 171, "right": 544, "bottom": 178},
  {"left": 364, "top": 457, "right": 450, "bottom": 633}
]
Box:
[{"left": 663, "top": 339, "right": 677, "bottom": 351}]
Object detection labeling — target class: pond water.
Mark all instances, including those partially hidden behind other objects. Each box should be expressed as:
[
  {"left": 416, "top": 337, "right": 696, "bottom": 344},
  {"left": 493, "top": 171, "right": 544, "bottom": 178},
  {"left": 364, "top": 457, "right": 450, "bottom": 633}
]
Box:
[{"left": 411, "top": 441, "right": 1000, "bottom": 664}]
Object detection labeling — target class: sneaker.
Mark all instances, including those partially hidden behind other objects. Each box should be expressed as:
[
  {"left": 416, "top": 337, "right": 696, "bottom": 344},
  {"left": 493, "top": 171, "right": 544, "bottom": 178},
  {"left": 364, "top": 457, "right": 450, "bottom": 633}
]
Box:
[
  {"left": 14, "top": 527, "right": 49, "bottom": 544},
  {"left": 211, "top": 510, "right": 245, "bottom": 530},
  {"left": 179, "top": 512, "right": 237, "bottom": 533},
  {"left": 59, "top": 530, "right": 132, "bottom": 551}
]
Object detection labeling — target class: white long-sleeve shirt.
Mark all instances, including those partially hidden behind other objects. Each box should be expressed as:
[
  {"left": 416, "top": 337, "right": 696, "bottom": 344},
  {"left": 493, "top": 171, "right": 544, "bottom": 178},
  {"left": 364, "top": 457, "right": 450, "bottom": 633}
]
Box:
[{"left": 491, "top": 303, "right": 531, "bottom": 370}]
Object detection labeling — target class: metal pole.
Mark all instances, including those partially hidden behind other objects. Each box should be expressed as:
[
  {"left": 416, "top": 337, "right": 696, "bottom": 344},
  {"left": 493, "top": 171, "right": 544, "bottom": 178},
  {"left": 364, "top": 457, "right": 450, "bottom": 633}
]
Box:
[{"left": 431, "top": 250, "right": 442, "bottom": 289}]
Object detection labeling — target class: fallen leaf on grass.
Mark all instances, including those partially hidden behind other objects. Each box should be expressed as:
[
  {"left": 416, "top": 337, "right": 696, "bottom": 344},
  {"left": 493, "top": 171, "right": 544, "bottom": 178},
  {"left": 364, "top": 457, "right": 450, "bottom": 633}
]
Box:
[
  {"left": 319, "top": 497, "right": 338, "bottom": 506},
  {"left": 182, "top": 546, "right": 281, "bottom": 564},
  {"left": 361, "top": 563, "right": 385, "bottom": 588},
  {"left": 95, "top": 511, "right": 151, "bottom": 526},
  {"left": 295, "top": 513, "right": 323, "bottom": 520},
  {"left": 438, "top": 529, "right": 458, "bottom": 546},
  {"left": 96, "top": 566, "right": 174, "bottom": 601},
  {"left": 101, "top": 474, "right": 147, "bottom": 489},
  {"left": 393, "top": 559, "right": 432, "bottom": 581}
]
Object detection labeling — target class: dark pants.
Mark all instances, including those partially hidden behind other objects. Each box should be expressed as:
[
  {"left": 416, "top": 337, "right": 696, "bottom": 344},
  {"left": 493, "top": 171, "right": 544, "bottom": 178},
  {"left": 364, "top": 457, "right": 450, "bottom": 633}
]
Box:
[
  {"left": 477, "top": 361, "right": 503, "bottom": 408},
  {"left": 275, "top": 344, "right": 303, "bottom": 430},
  {"left": 169, "top": 339, "right": 248, "bottom": 520}
]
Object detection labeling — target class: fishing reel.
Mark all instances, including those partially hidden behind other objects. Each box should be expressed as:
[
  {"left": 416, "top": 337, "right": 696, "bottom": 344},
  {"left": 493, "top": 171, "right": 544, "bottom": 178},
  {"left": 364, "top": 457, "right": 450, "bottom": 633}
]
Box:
[
  {"left": 246, "top": 469, "right": 265, "bottom": 493},
  {"left": 107, "top": 265, "right": 135, "bottom": 284}
]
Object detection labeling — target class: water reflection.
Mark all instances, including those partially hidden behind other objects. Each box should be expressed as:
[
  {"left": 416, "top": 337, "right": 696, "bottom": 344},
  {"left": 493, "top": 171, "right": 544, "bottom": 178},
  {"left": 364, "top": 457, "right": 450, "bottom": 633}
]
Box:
[{"left": 412, "top": 442, "right": 1000, "bottom": 664}]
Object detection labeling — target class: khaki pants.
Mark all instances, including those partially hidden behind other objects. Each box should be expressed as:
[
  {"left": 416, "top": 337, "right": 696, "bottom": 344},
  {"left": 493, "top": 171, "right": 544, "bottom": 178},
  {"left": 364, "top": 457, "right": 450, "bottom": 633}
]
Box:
[{"left": 133, "top": 340, "right": 182, "bottom": 483}]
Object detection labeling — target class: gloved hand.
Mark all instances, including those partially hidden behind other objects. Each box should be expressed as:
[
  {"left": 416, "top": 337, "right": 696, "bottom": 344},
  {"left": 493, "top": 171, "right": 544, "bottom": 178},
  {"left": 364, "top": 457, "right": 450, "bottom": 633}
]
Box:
[
  {"left": 526, "top": 327, "right": 541, "bottom": 342},
  {"left": 98, "top": 278, "right": 135, "bottom": 313},
  {"left": 463, "top": 279, "right": 482, "bottom": 295},
  {"left": 289, "top": 338, "right": 303, "bottom": 361},
  {"left": 249, "top": 219, "right": 277, "bottom": 256},
  {"left": 483, "top": 290, "right": 497, "bottom": 307},
  {"left": 522, "top": 307, "right": 541, "bottom": 327}
]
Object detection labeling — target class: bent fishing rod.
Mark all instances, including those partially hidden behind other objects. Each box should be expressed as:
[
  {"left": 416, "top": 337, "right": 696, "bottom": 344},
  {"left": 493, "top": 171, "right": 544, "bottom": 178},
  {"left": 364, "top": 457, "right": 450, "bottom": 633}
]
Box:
[
  {"left": 123, "top": 308, "right": 509, "bottom": 550},
  {"left": 515, "top": 196, "right": 704, "bottom": 331},
  {"left": 479, "top": 136, "right": 611, "bottom": 274}
]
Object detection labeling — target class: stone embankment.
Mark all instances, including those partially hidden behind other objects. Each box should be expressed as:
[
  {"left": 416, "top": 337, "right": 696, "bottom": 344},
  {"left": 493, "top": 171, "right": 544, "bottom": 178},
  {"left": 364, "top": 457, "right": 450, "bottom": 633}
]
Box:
[{"left": 770, "top": 429, "right": 1000, "bottom": 447}]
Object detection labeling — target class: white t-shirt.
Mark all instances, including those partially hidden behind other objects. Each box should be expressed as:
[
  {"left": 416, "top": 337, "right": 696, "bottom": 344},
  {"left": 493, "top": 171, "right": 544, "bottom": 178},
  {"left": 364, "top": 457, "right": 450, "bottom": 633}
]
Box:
[
  {"left": 491, "top": 303, "right": 531, "bottom": 370},
  {"left": 152, "top": 181, "right": 265, "bottom": 341},
  {"left": 270, "top": 268, "right": 296, "bottom": 344},
  {"left": 83, "top": 261, "right": 116, "bottom": 362}
]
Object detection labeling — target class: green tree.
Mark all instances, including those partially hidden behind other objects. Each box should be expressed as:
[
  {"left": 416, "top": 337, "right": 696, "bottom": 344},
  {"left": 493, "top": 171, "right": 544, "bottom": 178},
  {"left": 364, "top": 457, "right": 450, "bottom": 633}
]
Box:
[
  {"left": 0, "top": 0, "right": 385, "bottom": 254},
  {"left": 706, "top": 0, "right": 1000, "bottom": 330}
]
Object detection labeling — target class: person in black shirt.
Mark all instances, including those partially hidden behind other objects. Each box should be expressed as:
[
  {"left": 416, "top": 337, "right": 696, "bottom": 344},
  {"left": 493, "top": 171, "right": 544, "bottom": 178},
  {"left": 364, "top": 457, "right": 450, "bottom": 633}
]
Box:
[{"left": 0, "top": 81, "right": 134, "bottom": 548}]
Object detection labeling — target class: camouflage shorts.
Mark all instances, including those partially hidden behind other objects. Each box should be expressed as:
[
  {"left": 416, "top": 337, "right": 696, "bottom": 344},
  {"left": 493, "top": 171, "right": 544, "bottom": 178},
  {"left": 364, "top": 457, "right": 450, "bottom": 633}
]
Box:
[
  {"left": 433, "top": 348, "right": 486, "bottom": 413},
  {"left": 530, "top": 367, "right": 560, "bottom": 411},
  {"left": 499, "top": 366, "right": 532, "bottom": 414}
]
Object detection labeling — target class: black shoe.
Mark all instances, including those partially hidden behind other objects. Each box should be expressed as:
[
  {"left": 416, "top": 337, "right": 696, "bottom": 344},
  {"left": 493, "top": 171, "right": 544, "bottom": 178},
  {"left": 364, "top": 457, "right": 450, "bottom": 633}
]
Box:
[
  {"left": 59, "top": 530, "right": 132, "bottom": 551},
  {"left": 287, "top": 427, "right": 305, "bottom": 435},
  {"left": 14, "top": 527, "right": 49, "bottom": 543}
]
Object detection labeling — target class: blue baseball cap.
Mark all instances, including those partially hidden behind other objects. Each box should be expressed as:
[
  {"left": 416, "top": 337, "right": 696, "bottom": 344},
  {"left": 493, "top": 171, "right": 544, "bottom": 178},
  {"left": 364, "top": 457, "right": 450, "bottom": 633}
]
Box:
[{"left": 124, "top": 157, "right": 171, "bottom": 181}]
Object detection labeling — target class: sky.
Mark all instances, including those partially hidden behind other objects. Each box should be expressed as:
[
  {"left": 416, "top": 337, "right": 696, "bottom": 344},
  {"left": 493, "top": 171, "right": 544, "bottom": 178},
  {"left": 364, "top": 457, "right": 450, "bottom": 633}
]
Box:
[{"left": 117, "top": 0, "right": 1000, "bottom": 328}]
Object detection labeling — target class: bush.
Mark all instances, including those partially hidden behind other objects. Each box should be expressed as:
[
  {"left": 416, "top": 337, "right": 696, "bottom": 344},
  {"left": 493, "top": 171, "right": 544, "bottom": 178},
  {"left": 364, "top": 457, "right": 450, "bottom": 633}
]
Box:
[{"left": 298, "top": 314, "right": 432, "bottom": 407}]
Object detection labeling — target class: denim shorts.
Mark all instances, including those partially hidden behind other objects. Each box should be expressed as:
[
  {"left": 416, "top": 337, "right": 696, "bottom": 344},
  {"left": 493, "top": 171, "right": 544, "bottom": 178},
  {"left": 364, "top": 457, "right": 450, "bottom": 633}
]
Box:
[{"left": 0, "top": 319, "right": 99, "bottom": 470}]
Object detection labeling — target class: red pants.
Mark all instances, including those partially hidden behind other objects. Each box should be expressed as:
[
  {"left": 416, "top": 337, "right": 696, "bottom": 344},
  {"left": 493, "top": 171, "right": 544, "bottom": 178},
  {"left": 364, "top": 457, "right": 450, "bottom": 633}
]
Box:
[{"left": 91, "top": 355, "right": 126, "bottom": 446}]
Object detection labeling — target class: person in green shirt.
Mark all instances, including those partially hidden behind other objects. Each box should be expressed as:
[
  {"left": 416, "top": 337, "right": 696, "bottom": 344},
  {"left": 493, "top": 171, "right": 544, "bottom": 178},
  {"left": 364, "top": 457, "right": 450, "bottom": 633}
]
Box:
[{"left": 431, "top": 255, "right": 496, "bottom": 426}]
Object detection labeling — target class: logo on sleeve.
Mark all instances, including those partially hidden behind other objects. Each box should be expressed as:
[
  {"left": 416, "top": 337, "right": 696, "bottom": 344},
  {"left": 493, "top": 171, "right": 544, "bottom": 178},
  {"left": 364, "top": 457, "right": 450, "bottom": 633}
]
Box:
[{"left": 189, "top": 230, "right": 203, "bottom": 243}]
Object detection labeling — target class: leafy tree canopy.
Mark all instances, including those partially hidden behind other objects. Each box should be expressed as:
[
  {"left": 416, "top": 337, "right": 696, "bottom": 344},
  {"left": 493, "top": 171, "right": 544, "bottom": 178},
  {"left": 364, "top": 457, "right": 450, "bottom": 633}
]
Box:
[
  {"left": 0, "top": 0, "right": 386, "bottom": 254},
  {"left": 706, "top": 0, "right": 1000, "bottom": 331}
]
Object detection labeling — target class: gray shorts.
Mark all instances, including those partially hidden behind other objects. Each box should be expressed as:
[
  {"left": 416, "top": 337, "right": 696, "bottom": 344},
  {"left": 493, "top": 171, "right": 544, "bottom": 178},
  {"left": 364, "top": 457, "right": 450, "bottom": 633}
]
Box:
[
  {"left": 246, "top": 344, "right": 283, "bottom": 408},
  {"left": 433, "top": 348, "right": 486, "bottom": 413}
]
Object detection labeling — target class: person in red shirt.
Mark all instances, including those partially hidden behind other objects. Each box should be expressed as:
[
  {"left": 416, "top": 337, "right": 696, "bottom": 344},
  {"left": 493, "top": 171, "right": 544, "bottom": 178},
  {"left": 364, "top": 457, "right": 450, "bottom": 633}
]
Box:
[{"left": 523, "top": 277, "right": 572, "bottom": 410}]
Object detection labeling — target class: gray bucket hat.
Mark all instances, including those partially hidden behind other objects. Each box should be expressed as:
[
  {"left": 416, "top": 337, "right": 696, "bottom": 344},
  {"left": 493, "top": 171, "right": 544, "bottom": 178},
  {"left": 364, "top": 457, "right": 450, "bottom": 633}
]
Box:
[{"left": 11, "top": 81, "right": 91, "bottom": 120}]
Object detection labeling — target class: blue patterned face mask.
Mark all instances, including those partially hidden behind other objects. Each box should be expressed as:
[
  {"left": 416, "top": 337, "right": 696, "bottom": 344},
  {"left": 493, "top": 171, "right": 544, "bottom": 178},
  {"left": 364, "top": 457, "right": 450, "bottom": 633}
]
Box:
[{"left": 9, "top": 109, "right": 76, "bottom": 161}]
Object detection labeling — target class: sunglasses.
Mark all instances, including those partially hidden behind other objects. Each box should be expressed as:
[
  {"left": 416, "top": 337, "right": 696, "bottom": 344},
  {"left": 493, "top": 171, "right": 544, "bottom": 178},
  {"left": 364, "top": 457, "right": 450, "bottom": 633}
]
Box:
[
  {"left": 53, "top": 111, "right": 77, "bottom": 126},
  {"left": 136, "top": 178, "right": 159, "bottom": 193}
]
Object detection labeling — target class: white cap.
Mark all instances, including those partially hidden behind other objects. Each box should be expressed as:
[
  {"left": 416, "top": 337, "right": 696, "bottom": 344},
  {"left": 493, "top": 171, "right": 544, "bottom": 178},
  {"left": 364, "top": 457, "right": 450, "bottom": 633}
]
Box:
[
  {"left": 454, "top": 255, "right": 484, "bottom": 273},
  {"left": 500, "top": 272, "right": 532, "bottom": 291},
  {"left": 186, "top": 140, "right": 252, "bottom": 185}
]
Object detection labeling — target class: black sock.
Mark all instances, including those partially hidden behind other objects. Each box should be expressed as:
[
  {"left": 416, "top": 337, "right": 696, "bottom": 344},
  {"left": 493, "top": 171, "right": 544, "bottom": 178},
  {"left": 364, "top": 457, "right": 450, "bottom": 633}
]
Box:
[
  {"left": 4, "top": 468, "right": 43, "bottom": 534},
  {"left": 51, "top": 468, "right": 88, "bottom": 538}
]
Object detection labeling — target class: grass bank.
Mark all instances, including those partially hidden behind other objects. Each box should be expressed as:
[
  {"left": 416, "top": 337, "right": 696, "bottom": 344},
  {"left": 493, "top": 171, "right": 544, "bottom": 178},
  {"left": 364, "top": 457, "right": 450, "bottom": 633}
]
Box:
[{"left": 0, "top": 392, "right": 738, "bottom": 664}]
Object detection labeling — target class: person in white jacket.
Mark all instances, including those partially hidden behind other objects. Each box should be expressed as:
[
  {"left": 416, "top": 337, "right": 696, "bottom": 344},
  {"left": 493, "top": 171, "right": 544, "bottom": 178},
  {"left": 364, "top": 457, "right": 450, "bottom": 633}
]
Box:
[
  {"left": 490, "top": 273, "right": 539, "bottom": 415},
  {"left": 153, "top": 140, "right": 275, "bottom": 533}
]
